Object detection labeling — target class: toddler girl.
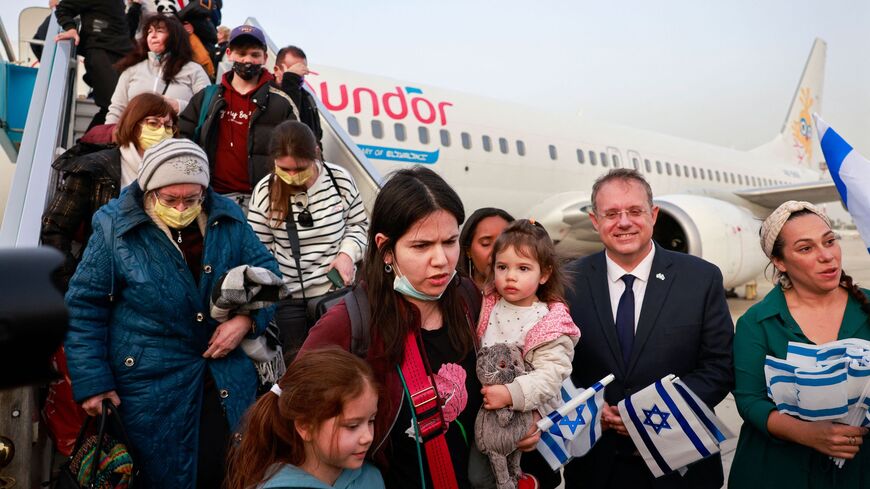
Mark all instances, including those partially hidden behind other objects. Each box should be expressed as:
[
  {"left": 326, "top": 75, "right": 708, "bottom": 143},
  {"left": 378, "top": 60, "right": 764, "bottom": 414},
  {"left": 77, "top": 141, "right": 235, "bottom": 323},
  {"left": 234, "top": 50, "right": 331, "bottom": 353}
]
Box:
[
  {"left": 226, "top": 347, "right": 384, "bottom": 489},
  {"left": 478, "top": 219, "right": 580, "bottom": 414}
]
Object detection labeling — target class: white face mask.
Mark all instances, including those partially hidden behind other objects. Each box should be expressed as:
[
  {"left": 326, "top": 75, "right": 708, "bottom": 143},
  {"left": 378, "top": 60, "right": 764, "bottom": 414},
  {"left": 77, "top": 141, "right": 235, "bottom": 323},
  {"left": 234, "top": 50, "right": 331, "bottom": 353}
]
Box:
[{"left": 391, "top": 262, "right": 456, "bottom": 302}]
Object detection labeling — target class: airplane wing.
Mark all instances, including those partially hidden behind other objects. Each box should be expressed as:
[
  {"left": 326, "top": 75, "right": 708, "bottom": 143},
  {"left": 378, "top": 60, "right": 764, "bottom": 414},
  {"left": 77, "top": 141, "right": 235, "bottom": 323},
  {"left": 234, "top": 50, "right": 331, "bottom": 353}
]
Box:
[{"left": 734, "top": 180, "right": 841, "bottom": 208}]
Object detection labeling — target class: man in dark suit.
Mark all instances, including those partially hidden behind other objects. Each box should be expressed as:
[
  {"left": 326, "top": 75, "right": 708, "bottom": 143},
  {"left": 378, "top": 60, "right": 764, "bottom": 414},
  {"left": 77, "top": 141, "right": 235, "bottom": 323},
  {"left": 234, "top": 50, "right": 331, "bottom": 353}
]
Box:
[{"left": 563, "top": 169, "right": 734, "bottom": 489}]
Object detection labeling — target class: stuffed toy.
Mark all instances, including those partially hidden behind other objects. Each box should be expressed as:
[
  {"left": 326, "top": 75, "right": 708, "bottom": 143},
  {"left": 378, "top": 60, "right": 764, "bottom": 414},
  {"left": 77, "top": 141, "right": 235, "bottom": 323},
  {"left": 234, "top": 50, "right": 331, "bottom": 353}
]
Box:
[{"left": 474, "top": 343, "right": 534, "bottom": 489}]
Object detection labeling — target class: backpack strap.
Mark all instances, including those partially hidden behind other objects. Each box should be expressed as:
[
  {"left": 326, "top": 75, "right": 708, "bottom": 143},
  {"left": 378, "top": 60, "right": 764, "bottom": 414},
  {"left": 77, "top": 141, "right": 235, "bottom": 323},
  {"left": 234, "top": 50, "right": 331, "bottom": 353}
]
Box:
[
  {"left": 193, "top": 84, "right": 219, "bottom": 142},
  {"left": 346, "top": 286, "right": 371, "bottom": 358}
]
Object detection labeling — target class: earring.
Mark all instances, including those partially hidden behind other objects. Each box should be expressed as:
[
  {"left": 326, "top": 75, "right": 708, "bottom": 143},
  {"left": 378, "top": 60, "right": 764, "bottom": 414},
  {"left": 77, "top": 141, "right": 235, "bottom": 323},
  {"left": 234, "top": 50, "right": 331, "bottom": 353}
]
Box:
[{"left": 384, "top": 264, "right": 393, "bottom": 273}]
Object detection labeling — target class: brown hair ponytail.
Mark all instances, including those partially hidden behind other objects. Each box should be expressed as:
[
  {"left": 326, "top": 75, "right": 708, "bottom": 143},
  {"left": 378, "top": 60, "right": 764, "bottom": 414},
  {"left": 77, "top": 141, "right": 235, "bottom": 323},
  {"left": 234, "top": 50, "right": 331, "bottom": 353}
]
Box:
[{"left": 225, "top": 348, "right": 378, "bottom": 489}]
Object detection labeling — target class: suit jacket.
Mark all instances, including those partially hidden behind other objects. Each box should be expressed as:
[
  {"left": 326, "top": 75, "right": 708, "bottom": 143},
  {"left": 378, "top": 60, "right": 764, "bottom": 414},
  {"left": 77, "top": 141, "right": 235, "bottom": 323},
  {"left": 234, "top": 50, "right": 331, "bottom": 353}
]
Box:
[{"left": 563, "top": 243, "right": 734, "bottom": 489}]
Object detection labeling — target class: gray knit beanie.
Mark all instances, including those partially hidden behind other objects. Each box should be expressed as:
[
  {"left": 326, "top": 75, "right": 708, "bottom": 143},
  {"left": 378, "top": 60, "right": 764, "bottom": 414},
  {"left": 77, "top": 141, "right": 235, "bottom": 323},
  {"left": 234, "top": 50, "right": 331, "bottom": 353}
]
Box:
[{"left": 138, "top": 138, "right": 210, "bottom": 192}]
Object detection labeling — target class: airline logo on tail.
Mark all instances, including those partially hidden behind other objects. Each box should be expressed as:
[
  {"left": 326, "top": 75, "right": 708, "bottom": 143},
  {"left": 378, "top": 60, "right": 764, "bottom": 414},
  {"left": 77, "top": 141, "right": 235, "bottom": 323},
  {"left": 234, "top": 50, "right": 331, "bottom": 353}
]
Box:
[{"left": 791, "top": 87, "right": 814, "bottom": 164}]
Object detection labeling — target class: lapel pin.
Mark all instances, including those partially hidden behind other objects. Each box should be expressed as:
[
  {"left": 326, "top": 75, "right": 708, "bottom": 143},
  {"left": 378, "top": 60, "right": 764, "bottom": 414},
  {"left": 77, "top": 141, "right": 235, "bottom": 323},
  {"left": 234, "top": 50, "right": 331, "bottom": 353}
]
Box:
[{"left": 656, "top": 273, "right": 665, "bottom": 281}]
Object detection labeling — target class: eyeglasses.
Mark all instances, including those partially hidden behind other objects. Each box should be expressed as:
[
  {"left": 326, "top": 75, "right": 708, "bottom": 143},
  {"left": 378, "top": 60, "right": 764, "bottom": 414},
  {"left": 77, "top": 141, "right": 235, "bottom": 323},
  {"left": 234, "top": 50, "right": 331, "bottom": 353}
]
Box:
[
  {"left": 290, "top": 192, "right": 313, "bottom": 227},
  {"left": 598, "top": 208, "right": 648, "bottom": 221},
  {"left": 156, "top": 192, "right": 204, "bottom": 208},
  {"left": 141, "top": 117, "right": 175, "bottom": 132}
]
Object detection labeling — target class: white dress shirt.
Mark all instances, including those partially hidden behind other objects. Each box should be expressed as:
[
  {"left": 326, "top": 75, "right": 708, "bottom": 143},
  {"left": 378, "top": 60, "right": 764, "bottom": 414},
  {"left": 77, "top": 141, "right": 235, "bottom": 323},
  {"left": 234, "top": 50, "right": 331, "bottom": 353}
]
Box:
[{"left": 605, "top": 244, "right": 656, "bottom": 331}]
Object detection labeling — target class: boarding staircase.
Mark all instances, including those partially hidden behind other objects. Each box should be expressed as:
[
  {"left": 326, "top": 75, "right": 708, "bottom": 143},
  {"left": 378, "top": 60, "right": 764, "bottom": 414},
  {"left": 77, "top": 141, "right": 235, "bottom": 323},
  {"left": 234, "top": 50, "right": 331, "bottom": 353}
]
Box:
[{"left": 0, "top": 13, "right": 381, "bottom": 486}]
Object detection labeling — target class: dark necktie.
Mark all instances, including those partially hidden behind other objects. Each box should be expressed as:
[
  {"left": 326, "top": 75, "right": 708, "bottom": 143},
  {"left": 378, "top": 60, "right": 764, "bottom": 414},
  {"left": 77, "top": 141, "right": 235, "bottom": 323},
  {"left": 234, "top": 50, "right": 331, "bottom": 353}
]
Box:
[{"left": 615, "top": 274, "right": 636, "bottom": 366}]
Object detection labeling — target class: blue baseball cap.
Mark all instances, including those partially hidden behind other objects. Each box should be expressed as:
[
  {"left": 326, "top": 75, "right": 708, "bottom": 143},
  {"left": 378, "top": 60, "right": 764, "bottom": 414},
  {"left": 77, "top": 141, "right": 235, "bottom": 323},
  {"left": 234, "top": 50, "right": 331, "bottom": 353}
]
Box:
[{"left": 229, "top": 25, "right": 266, "bottom": 47}]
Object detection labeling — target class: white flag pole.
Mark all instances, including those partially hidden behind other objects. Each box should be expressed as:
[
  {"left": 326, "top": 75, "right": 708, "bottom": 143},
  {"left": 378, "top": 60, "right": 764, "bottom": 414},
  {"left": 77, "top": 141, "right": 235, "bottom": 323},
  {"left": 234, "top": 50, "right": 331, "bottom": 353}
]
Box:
[{"left": 536, "top": 374, "right": 615, "bottom": 433}]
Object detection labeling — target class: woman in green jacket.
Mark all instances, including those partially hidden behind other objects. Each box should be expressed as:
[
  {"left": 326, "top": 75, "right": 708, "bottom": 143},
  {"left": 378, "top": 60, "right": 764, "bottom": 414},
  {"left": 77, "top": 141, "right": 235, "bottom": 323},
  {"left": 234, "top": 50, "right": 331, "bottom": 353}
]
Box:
[{"left": 729, "top": 201, "right": 870, "bottom": 488}]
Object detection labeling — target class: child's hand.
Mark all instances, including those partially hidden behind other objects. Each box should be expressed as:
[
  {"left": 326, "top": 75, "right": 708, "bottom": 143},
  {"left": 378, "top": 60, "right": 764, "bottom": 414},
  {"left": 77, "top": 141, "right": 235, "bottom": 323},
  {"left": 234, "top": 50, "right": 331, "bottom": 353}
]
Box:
[{"left": 481, "top": 384, "right": 512, "bottom": 410}]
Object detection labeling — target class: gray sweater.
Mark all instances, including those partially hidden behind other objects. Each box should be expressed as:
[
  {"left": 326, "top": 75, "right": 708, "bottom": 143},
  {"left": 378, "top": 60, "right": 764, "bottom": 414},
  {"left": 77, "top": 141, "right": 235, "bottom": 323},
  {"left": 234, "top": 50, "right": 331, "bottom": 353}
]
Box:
[{"left": 105, "top": 56, "right": 210, "bottom": 124}]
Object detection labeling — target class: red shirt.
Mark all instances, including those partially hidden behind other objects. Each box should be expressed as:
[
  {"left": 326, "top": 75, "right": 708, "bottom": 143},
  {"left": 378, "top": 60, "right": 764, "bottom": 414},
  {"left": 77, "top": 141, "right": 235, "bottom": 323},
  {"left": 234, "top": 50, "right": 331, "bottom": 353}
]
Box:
[{"left": 212, "top": 71, "right": 273, "bottom": 194}]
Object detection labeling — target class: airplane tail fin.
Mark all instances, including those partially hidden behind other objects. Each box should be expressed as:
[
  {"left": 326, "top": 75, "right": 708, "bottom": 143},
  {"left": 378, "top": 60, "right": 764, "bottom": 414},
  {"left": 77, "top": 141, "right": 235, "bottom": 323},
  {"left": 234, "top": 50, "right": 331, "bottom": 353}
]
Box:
[{"left": 751, "top": 38, "right": 826, "bottom": 167}]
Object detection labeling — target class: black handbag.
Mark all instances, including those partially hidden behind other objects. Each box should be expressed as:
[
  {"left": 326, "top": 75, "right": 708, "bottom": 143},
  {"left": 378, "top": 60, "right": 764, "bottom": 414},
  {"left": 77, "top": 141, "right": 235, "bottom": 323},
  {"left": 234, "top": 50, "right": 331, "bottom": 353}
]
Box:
[{"left": 55, "top": 399, "right": 137, "bottom": 489}]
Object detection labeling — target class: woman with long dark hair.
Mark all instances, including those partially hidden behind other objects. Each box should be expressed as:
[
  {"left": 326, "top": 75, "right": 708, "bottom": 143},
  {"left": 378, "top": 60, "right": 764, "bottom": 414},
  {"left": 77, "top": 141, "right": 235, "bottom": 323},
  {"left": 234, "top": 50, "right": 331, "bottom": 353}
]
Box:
[
  {"left": 105, "top": 13, "right": 208, "bottom": 124},
  {"left": 299, "top": 167, "right": 540, "bottom": 488},
  {"left": 457, "top": 207, "right": 514, "bottom": 290}
]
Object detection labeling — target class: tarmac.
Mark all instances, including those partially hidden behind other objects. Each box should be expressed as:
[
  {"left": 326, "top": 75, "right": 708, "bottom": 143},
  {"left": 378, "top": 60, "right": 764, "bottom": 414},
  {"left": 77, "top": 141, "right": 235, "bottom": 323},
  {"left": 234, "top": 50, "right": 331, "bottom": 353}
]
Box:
[{"left": 555, "top": 231, "right": 870, "bottom": 488}]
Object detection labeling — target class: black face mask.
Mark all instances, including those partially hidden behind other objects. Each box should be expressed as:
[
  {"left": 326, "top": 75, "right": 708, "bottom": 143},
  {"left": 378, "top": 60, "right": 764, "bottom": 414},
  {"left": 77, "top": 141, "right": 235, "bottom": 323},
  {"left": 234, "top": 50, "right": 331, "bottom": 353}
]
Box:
[{"left": 232, "top": 62, "right": 262, "bottom": 81}]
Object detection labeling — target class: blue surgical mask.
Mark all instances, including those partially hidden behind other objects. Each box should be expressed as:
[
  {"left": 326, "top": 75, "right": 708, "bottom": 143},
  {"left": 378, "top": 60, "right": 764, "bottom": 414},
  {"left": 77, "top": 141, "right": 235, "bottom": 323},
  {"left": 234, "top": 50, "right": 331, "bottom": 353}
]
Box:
[{"left": 392, "top": 263, "right": 456, "bottom": 302}]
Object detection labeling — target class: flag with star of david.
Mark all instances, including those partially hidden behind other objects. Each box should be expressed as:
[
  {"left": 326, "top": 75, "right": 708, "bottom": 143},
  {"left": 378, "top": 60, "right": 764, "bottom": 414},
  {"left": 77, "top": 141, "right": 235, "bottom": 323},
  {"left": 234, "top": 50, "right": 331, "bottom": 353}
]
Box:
[
  {"left": 536, "top": 378, "right": 606, "bottom": 470},
  {"left": 617, "top": 375, "right": 734, "bottom": 478}
]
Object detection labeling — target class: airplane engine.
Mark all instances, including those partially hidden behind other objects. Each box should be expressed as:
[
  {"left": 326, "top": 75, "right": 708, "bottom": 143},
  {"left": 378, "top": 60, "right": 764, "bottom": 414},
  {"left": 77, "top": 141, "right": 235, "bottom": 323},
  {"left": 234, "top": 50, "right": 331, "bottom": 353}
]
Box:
[{"left": 653, "top": 195, "right": 768, "bottom": 289}]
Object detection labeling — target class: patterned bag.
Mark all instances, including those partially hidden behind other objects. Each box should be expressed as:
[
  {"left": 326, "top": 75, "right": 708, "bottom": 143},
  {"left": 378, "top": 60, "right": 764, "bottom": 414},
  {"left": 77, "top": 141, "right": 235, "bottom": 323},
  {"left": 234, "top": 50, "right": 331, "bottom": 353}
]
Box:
[{"left": 55, "top": 399, "right": 137, "bottom": 489}]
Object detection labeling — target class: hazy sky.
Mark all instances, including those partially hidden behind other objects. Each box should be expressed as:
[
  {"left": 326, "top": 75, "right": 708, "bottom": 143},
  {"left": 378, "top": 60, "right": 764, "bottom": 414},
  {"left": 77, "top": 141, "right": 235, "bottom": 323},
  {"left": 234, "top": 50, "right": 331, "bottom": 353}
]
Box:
[{"left": 4, "top": 0, "right": 870, "bottom": 155}]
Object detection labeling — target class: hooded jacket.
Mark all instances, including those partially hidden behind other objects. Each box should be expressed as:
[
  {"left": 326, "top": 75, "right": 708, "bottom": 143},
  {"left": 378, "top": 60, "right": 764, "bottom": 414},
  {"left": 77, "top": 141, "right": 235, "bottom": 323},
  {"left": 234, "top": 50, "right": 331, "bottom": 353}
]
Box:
[
  {"left": 178, "top": 71, "right": 299, "bottom": 193},
  {"left": 65, "top": 185, "right": 280, "bottom": 488},
  {"left": 260, "top": 463, "right": 384, "bottom": 489}
]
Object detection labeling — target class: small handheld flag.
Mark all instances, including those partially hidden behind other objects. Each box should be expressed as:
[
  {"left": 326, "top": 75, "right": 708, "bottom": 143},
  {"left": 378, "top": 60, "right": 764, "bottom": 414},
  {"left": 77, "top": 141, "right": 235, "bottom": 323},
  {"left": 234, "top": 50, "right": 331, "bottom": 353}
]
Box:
[
  {"left": 813, "top": 114, "right": 870, "bottom": 254},
  {"left": 618, "top": 375, "right": 734, "bottom": 478},
  {"left": 535, "top": 374, "right": 613, "bottom": 470}
]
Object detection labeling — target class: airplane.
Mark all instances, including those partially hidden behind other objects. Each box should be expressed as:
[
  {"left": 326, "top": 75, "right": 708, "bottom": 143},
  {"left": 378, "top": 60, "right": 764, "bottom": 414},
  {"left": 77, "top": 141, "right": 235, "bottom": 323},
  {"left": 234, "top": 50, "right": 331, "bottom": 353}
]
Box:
[
  {"left": 0, "top": 9, "right": 838, "bottom": 292},
  {"left": 296, "top": 38, "right": 837, "bottom": 290}
]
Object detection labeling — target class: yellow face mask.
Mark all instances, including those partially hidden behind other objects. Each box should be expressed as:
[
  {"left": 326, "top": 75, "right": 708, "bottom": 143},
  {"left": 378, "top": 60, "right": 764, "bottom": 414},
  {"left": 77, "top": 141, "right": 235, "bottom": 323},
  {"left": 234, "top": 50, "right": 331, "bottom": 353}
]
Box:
[
  {"left": 153, "top": 199, "right": 201, "bottom": 229},
  {"left": 274, "top": 164, "right": 316, "bottom": 187},
  {"left": 139, "top": 125, "right": 172, "bottom": 150}
]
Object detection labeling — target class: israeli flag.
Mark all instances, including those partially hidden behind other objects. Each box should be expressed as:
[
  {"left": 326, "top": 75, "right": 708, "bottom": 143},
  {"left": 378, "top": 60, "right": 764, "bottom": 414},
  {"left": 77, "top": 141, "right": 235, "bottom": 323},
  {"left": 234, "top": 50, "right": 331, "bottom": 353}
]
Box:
[
  {"left": 765, "top": 356, "right": 850, "bottom": 420},
  {"left": 536, "top": 375, "right": 611, "bottom": 470},
  {"left": 765, "top": 338, "right": 870, "bottom": 467},
  {"left": 813, "top": 114, "right": 870, "bottom": 254},
  {"left": 618, "top": 375, "right": 733, "bottom": 478}
]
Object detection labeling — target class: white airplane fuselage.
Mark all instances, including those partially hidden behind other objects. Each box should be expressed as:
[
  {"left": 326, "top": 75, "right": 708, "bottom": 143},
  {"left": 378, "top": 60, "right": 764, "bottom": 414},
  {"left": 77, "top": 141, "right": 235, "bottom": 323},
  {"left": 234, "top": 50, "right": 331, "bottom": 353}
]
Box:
[{"left": 300, "top": 39, "right": 831, "bottom": 289}]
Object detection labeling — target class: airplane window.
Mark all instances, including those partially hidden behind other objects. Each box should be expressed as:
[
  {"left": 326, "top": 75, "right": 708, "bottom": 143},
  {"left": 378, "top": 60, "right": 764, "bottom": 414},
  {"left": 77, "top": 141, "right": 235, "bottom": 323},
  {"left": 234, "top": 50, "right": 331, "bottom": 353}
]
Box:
[
  {"left": 655, "top": 160, "right": 662, "bottom": 174},
  {"left": 644, "top": 159, "right": 651, "bottom": 172},
  {"left": 665, "top": 162, "right": 672, "bottom": 175},
  {"left": 577, "top": 149, "right": 585, "bottom": 164},
  {"left": 347, "top": 117, "right": 361, "bottom": 136},
  {"left": 590, "top": 151, "right": 597, "bottom": 166},
  {"left": 440, "top": 129, "right": 451, "bottom": 147},
  {"left": 419, "top": 127, "right": 430, "bottom": 145},
  {"left": 372, "top": 120, "right": 384, "bottom": 139},
  {"left": 731, "top": 172, "right": 736, "bottom": 184},
  {"left": 549, "top": 145, "right": 558, "bottom": 160},
  {"left": 461, "top": 132, "right": 472, "bottom": 149},
  {"left": 691, "top": 167, "right": 697, "bottom": 179},
  {"left": 613, "top": 154, "right": 620, "bottom": 168},
  {"left": 699, "top": 168, "right": 705, "bottom": 180},
  {"left": 601, "top": 152, "right": 609, "bottom": 167},
  {"left": 683, "top": 165, "right": 689, "bottom": 177},
  {"left": 517, "top": 140, "right": 526, "bottom": 156},
  {"left": 394, "top": 123, "right": 406, "bottom": 141},
  {"left": 707, "top": 169, "right": 713, "bottom": 180},
  {"left": 483, "top": 135, "right": 492, "bottom": 152},
  {"left": 499, "top": 137, "right": 509, "bottom": 154},
  {"left": 675, "top": 164, "right": 681, "bottom": 177},
  {"left": 632, "top": 157, "right": 639, "bottom": 170},
  {"left": 715, "top": 170, "right": 721, "bottom": 182},
  {"left": 737, "top": 174, "right": 743, "bottom": 185}
]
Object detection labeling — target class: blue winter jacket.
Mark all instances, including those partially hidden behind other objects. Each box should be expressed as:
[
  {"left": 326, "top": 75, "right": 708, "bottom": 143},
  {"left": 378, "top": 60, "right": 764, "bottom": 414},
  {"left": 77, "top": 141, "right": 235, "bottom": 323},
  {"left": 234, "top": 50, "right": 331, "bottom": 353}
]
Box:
[{"left": 65, "top": 184, "right": 280, "bottom": 488}]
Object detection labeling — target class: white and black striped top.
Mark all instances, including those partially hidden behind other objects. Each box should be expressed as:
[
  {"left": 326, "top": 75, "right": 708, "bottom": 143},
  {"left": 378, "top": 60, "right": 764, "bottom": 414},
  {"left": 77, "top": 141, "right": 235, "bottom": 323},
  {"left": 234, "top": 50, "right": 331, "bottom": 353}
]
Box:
[{"left": 247, "top": 162, "right": 368, "bottom": 297}]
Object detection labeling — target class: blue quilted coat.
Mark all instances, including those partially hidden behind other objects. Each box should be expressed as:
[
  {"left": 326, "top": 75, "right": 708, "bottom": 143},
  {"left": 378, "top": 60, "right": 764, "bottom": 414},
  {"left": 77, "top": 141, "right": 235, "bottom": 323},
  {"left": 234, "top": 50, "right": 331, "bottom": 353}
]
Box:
[{"left": 64, "top": 185, "right": 279, "bottom": 488}]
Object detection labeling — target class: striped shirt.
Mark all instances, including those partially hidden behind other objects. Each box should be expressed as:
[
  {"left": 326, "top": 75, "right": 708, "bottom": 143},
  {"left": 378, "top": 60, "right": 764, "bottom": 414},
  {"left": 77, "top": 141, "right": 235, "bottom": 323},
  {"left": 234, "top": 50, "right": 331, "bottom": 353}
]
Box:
[{"left": 247, "top": 162, "right": 368, "bottom": 297}]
